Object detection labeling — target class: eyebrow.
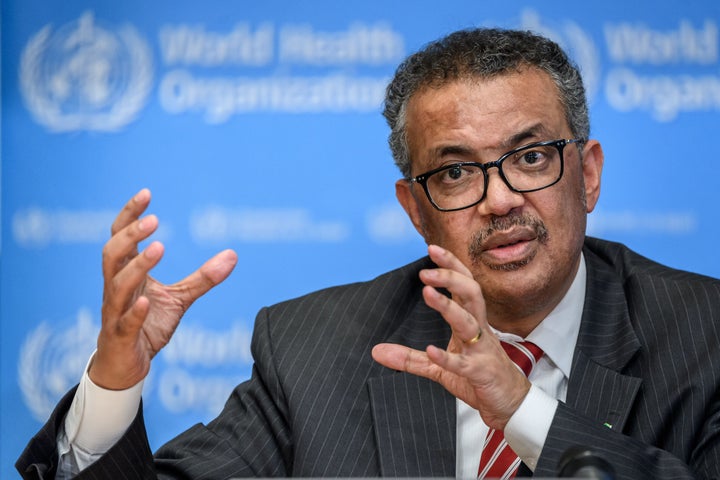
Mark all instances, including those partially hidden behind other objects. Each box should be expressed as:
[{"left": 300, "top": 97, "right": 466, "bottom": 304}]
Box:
[
  {"left": 428, "top": 123, "right": 553, "bottom": 163},
  {"left": 433, "top": 144, "right": 475, "bottom": 159},
  {"left": 500, "top": 124, "right": 551, "bottom": 150}
]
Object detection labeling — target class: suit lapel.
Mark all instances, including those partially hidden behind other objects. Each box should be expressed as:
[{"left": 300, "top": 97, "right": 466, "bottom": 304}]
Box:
[
  {"left": 365, "top": 242, "right": 645, "bottom": 475},
  {"left": 367, "top": 295, "right": 456, "bottom": 477},
  {"left": 565, "top": 245, "right": 643, "bottom": 431}
]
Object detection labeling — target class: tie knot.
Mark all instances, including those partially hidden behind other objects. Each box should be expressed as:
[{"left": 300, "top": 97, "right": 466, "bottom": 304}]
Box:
[{"left": 501, "top": 340, "right": 544, "bottom": 377}]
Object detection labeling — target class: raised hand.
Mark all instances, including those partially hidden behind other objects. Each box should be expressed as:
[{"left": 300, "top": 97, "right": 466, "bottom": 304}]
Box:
[
  {"left": 90, "top": 189, "right": 238, "bottom": 390},
  {"left": 371, "top": 244, "right": 530, "bottom": 430}
]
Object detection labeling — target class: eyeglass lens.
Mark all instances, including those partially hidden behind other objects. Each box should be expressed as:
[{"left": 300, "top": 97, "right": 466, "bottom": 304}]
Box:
[{"left": 423, "top": 141, "right": 566, "bottom": 211}]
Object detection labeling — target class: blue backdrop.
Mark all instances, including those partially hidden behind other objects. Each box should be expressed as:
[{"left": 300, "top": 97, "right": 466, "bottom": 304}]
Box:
[{"left": 2, "top": 1, "right": 719, "bottom": 477}]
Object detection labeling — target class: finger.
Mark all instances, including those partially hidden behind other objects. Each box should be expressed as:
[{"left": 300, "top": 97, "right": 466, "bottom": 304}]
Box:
[
  {"left": 421, "top": 245, "right": 488, "bottom": 331},
  {"left": 167, "top": 249, "right": 239, "bottom": 308},
  {"left": 102, "top": 213, "right": 159, "bottom": 282},
  {"left": 108, "top": 189, "right": 152, "bottom": 268},
  {"left": 426, "top": 344, "right": 531, "bottom": 426},
  {"left": 422, "top": 285, "right": 486, "bottom": 346},
  {"left": 371, "top": 343, "right": 441, "bottom": 380},
  {"left": 421, "top": 246, "right": 482, "bottom": 303},
  {"left": 420, "top": 263, "right": 484, "bottom": 307},
  {"left": 103, "top": 240, "right": 164, "bottom": 318},
  {"left": 121, "top": 295, "right": 151, "bottom": 337},
  {"left": 427, "top": 244, "right": 473, "bottom": 278},
  {"left": 92, "top": 295, "right": 152, "bottom": 390},
  {"left": 426, "top": 344, "right": 492, "bottom": 381},
  {"left": 375, "top": 341, "right": 483, "bottom": 411},
  {"left": 111, "top": 188, "right": 151, "bottom": 237},
  {"left": 102, "top": 294, "right": 151, "bottom": 343}
]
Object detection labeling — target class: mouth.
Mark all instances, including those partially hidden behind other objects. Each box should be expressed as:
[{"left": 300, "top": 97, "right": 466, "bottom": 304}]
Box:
[
  {"left": 468, "top": 214, "right": 549, "bottom": 271},
  {"left": 482, "top": 229, "right": 536, "bottom": 251},
  {"left": 475, "top": 228, "right": 540, "bottom": 270}
]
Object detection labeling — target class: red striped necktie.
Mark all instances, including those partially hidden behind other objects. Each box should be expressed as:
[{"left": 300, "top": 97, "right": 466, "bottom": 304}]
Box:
[{"left": 477, "top": 340, "right": 544, "bottom": 479}]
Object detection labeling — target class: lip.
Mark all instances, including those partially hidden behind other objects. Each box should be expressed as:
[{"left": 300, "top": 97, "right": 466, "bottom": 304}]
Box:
[{"left": 479, "top": 228, "right": 538, "bottom": 264}]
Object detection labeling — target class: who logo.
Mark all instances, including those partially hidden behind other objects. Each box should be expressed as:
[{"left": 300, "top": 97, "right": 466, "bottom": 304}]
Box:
[
  {"left": 18, "top": 309, "right": 98, "bottom": 421},
  {"left": 20, "top": 11, "right": 154, "bottom": 132},
  {"left": 518, "top": 9, "right": 602, "bottom": 103}
]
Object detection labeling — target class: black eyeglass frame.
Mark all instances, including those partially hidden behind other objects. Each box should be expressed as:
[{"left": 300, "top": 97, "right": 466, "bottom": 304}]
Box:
[{"left": 409, "top": 138, "right": 586, "bottom": 212}]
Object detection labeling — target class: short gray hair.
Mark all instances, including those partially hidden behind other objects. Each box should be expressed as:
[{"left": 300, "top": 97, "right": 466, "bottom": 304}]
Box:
[{"left": 383, "top": 28, "right": 590, "bottom": 178}]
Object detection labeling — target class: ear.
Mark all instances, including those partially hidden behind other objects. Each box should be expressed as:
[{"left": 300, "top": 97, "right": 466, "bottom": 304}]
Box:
[
  {"left": 581, "top": 140, "right": 604, "bottom": 213},
  {"left": 395, "top": 179, "right": 427, "bottom": 238}
]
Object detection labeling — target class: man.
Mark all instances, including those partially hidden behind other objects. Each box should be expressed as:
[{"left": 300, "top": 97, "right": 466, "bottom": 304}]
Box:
[{"left": 17, "top": 28, "right": 720, "bottom": 479}]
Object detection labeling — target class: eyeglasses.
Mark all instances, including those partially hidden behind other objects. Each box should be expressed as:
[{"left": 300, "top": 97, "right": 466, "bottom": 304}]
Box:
[{"left": 409, "top": 138, "right": 585, "bottom": 212}]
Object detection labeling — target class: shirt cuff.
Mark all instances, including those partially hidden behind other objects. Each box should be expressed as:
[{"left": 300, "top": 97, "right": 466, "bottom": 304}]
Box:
[
  {"left": 64, "top": 354, "right": 144, "bottom": 453},
  {"left": 503, "top": 384, "right": 558, "bottom": 471}
]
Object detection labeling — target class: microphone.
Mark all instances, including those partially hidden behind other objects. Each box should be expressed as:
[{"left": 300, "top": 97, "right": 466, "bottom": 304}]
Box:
[{"left": 557, "top": 446, "right": 616, "bottom": 479}]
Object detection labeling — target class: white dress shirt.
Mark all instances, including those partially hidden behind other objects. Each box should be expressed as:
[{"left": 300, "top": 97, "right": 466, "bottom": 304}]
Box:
[
  {"left": 58, "top": 255, "right": 586, "bottom": 479},
  {"left": 56, "top": 356, "right": 144, "bottom": 479},
  {"left": 455, "top": 255, "right": 586, "bottom": 477}
]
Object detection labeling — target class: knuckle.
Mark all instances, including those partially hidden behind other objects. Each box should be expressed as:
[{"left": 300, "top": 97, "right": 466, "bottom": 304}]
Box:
[
  {"left": 101, "top": 243, "right": 112, "bottom": 261},
  {"left": 110, "top": 218, "right": 122, "bottom": 235}
]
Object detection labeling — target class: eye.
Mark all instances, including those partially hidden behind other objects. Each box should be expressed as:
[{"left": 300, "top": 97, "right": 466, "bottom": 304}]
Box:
[
  {"left": 520, "top": 150, "right": 545, "bottom": 165},
  {"left": 509, "top": 146, "right": 555, "bottom": 171},
  {"left": 436, "top": 164, "right": 474, "bottom": 184},
  {"left": 447, "top": 165, "right": 463, "bottom": 180}
]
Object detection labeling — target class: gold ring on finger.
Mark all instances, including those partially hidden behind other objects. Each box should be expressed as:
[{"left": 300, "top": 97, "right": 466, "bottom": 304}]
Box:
[{"left": 466, "top": 330, "right": 482, "bottom": 345}]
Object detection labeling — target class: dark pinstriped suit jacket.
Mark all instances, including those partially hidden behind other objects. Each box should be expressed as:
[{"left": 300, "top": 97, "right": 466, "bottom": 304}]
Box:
[{"left": 17, "top": 237, "right": 720, "bottom": 479}]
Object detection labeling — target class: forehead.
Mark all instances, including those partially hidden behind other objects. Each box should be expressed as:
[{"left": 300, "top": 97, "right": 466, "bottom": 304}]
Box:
[{"left": 405, "top": 69, "right": 568, "bottom": 160}]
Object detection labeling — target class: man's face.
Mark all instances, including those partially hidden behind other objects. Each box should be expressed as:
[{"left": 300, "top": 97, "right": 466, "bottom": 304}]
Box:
[{"left": 396, "top": 68, "right": 603, "bottom": 332}]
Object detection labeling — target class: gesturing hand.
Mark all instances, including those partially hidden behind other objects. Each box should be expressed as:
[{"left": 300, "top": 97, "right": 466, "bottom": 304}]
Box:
[
  {"left": 90, "top": 189, "right": 238, "bottom": 390},
  {"left": 371, "top": 244, "right": 531, "bottom": 431}
]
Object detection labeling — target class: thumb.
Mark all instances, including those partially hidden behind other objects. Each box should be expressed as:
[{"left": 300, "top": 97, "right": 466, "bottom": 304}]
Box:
[{"left": 174, "top": 249, "right": 238, "bottom": 305}]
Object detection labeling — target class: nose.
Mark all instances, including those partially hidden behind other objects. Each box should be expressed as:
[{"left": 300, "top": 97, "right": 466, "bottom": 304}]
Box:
[{"left": 476, "top": 168, "right": 525, "bottom": 216}]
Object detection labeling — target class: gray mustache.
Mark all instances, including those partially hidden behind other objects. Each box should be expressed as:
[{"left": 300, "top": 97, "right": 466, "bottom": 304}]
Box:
[{"left": 470, "top": 214, "right": 549, "bottom": 252}]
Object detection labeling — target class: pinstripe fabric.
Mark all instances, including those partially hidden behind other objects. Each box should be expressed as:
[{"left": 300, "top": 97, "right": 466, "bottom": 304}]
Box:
[
  {"left": 535, "top": 237, "right": 720, "bottom": 479},
  {"left": 148, "top": 256, "right": 455, "bottom": 479},
  {"left": 16, "top": 237, "right": 720, "bottom": 479}
]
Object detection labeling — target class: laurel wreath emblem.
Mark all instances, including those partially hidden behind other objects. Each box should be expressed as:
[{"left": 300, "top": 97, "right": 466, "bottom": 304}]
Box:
[
  {"left": 18, "top": 312, "right": 98, "bottom": 422},
  {"left": 19, "top": 12, "right": 154, "bottom": 132}
]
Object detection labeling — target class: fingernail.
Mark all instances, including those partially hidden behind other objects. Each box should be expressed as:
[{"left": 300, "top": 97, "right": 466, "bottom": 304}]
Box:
[
  {"left": 134, "top": 188, "right": 149, "bottom": 202},
  {"left": 138, "top": 215, "right": 155, "bottom": 231},
  {"left": 428, "top": 244, "right": 445, "bottom": 255},
  {"left": 421, "top": 268, "right": 438, "bottom": 279},
  {"left": 145, "top": 242, "right": 162, "bottom": 259}
]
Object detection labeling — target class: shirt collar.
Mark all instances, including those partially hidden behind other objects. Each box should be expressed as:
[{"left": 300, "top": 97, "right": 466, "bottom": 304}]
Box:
[{"left": 495, "top": 253, "right": 586, "bottom": 379}]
